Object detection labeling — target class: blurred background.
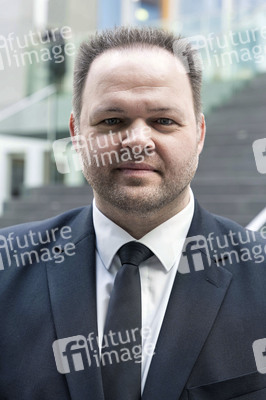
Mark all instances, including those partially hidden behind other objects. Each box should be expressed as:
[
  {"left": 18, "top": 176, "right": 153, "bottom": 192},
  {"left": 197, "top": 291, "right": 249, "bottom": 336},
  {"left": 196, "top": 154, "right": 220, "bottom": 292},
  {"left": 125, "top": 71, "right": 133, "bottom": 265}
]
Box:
[{"left": 0, "top": 0, "right": 266, "bottom": 229}]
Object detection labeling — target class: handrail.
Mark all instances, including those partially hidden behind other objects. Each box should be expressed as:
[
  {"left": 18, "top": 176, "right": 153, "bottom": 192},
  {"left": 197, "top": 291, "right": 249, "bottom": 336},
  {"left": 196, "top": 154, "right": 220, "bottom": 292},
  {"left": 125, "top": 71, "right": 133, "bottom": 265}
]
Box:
[
  {"left": 246, "top": 207, "right": 266, "bottom": 231},
  {"left": 0, "top": 85, "right": 56, "bottom": 122}
]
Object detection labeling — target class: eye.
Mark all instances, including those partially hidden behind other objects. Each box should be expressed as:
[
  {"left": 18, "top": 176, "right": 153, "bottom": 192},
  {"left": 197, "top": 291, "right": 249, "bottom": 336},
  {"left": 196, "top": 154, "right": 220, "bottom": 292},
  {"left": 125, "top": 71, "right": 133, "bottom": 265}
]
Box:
[
  {"left": 156, "top": 118, "right": 175, "bottom": 126},
  {"left": 102, "top": 118, "right": 121, "bottom": 126}
]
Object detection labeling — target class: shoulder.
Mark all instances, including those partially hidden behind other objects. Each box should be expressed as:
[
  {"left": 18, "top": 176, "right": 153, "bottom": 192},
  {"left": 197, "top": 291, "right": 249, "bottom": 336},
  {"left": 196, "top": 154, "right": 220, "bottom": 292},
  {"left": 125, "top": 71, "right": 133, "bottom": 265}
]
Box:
[
  {"left": 0, "top": 205, "right": 91, "bottom": 237},
  {"left": 194, "top": 200, "right": 265, "bottom": 244},
  {"left": 0, "top": 205, "right": 93, "bottom": 273},
  {"left": 195, "top": 204, "right": 266, "bottom": 279},
  {"left": 211, "top": 212, "right": 265, "bottom": 245}
]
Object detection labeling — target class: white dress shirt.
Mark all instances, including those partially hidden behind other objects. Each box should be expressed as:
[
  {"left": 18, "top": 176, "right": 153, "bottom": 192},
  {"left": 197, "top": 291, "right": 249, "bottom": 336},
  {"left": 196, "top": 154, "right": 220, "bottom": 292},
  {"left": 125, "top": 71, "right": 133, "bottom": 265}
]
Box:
[{"left": 93, "top": 189, "right": 194, "bottom": 393}]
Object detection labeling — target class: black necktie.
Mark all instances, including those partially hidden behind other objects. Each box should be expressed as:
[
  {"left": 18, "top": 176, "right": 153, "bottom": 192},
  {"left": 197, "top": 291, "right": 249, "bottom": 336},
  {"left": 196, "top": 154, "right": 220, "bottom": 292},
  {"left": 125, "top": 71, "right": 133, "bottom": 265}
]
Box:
[{"left": 101, "top": 241, "right": 153, "bottom": 400}]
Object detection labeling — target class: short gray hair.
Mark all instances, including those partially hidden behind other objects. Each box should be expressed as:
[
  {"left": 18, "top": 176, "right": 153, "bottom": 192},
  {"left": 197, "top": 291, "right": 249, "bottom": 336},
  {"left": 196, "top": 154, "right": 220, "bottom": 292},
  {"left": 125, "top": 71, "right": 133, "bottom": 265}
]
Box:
[{"left": 73, "top": 26, "right": 202, "bottom": 126}]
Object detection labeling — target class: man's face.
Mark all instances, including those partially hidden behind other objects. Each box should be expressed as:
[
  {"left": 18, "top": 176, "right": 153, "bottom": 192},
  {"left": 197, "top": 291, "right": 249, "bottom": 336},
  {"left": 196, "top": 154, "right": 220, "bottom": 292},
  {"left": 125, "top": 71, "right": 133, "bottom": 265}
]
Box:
[{"left": 70, "top": 47, "right": 205, "bottom": 215}]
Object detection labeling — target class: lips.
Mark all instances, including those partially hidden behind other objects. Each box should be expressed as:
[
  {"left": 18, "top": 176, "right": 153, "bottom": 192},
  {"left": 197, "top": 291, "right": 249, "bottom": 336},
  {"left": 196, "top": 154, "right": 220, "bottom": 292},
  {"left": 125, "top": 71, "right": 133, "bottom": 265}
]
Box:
[{"left": 117, "top": 163, "right": 157, "bottom": 172}]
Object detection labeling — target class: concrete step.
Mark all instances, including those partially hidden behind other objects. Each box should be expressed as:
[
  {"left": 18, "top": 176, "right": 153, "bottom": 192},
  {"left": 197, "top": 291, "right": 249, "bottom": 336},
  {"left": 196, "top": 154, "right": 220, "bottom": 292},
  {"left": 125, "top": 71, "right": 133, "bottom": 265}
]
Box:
[
  {"left": 221, "top": 97, "right": 266, "bottom": 108},
  {"left": 206, "top": 122, "right": 266, "bottom": 136},
  {"left": 3, "top": 198, "right": 91, "bottom": 214},
  {"left": 199, "top": 146, "right": 254, "bottom": 159},
  {"left": 206, "top": 108, "right": 266, "bottom": 125},
  {"left": 191, "top": 180, "right": 266, "bottom": 195},
  {"left": 196, "top": 195, "right": 265, "bottom": 219},
  {"left": 23, "top": 184, "right": 93, "bottom": 197}
]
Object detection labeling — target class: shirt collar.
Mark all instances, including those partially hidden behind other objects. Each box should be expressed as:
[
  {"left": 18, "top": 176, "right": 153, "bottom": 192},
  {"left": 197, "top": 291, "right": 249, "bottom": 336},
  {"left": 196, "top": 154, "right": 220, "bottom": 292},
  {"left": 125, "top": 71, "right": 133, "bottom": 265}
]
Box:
[{"left": 93, "top": 189, "right": 194, "bottom": 272}]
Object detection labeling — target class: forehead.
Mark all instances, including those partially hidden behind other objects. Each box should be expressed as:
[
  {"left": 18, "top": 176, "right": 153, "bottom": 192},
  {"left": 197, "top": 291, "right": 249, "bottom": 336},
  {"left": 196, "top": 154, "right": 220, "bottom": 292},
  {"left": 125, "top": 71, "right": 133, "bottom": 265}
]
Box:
[
  {"left": 85, "top": 46, "right": 189, "bottom": 89},
  {"left": 80, "top": 46, "right": 194, "bottom": 118}
]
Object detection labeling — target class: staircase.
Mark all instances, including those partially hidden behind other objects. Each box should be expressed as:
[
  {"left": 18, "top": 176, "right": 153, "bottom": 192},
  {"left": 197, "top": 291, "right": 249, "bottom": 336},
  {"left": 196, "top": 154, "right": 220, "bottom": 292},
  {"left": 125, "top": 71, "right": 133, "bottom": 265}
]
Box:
[
  {"left": 192, "top": 73, "right": 266, "bottom": 226},
  {"left": 0, "top": 185, "right": 94, "bottom": 228},
  {"left": 0, "top": 74, "right": 266, "bottom": 229}
]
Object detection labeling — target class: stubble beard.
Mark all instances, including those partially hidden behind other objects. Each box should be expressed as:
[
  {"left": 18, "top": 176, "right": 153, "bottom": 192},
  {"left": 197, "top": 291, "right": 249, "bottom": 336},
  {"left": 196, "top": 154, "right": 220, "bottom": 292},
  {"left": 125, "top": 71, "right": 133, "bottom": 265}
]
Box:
[{"left": 81, "top": 150, "right": 199, "bottom": 216}]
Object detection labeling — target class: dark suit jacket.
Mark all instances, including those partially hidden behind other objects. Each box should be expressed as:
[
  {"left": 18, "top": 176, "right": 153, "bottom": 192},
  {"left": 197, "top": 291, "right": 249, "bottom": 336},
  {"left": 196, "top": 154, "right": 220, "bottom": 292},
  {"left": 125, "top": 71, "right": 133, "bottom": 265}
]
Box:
[{"left": 1, "top": 200, "right": 266, "bottom": 400}]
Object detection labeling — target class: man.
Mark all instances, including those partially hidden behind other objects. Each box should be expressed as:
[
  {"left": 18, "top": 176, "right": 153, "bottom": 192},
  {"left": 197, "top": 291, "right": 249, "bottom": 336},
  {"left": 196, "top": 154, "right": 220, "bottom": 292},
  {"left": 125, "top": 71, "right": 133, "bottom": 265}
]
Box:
[{"left": 1, "top": 26, "right": 266, "bottom": 400}]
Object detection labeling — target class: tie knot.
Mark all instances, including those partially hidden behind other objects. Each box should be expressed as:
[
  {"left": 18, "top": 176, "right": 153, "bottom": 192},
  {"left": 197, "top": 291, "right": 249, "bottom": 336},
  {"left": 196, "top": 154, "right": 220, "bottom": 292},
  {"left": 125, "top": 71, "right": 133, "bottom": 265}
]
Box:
[{"left": 118, "top": 241, "right": 153, "bottom": 267}]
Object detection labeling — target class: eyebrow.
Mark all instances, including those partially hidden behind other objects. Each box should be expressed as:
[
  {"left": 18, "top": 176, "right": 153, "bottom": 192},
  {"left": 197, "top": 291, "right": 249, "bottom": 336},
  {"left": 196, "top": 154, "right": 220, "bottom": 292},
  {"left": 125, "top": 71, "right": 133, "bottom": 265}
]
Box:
[
  {"left": 92, "top": 107, "right": 125, "bottom": 118},
  {"left": 147, "top": 107, "right": 176, "bottom": 113}
]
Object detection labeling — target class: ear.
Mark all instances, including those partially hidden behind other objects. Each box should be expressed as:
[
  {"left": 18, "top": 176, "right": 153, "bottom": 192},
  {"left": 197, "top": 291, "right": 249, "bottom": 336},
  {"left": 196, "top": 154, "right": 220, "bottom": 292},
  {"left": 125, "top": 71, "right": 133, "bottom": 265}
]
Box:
[
  {"left": 69, "top": 112, "right": 76, "bottom": 138},
  {"left": 197, "top": 113, "right": 206, "bottom": 156},
  {"left": 69, "top": 112, "right": 80, "bottom": 152}
]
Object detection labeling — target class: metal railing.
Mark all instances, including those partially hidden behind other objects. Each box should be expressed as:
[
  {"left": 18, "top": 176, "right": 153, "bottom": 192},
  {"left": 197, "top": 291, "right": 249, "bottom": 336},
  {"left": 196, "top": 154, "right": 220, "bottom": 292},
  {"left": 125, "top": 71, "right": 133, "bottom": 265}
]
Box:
[{"left": 246, "top": 208, "right": 266, "bottom": 231}]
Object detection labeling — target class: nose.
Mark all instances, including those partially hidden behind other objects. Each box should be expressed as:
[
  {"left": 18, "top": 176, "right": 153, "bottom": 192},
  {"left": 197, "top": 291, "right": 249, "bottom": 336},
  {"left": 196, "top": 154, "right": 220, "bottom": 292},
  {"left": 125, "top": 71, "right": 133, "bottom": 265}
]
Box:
[{"left": 121, "top": 119, "right": 154, "bottom": 152}]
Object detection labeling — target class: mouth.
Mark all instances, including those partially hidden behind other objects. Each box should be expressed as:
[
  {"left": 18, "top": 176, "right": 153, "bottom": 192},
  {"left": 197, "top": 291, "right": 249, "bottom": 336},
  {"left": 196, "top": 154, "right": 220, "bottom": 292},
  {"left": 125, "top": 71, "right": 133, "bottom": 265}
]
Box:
[{"left": 116, "top": 163, "right": 159, "bottom": 175}]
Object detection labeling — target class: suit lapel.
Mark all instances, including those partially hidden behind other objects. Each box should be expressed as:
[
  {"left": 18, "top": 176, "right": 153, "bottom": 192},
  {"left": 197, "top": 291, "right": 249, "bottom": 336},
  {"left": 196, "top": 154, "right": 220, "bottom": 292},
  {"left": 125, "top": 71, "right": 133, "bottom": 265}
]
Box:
[
  {"left": 142, "top": 200, "right": 233, "bottom": 400},
  {"left": 46, "top": 206, "right": 105, "bottom": 400}
]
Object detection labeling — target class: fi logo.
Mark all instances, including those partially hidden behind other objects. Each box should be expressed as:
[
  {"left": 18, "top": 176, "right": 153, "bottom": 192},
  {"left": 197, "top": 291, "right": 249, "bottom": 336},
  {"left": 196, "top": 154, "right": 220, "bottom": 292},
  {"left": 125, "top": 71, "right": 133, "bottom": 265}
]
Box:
[
  {"left": 179, "top": 235, "right": 211, "bottom": 274},
  {"left": 52, "top": 135, "right": 91, "bottom": 174},
  {"left": 253, "top": 338, "right": 266, "bottom": 374},
  {"left": 53, "top": 335, "right": 91, "bottom": 374},
  {"left": 253, "top": 138, "right": 266, "bottom": 174},
  {"left": 0, "top": 234, "right": 12, "bottom": 271}
]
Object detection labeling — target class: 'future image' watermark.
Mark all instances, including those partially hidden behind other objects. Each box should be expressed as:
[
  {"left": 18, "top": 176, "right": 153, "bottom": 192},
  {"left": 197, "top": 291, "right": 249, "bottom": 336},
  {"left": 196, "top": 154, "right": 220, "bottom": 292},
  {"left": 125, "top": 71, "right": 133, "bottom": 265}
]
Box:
[
  {"left": 0, "top": 26, "right": 75, "bottom": 71},
  {"left": 53, "top": 127, "right": 155, "bottom": 174},
  {"left": 174, "top": 26, "right": 266, "bottom": 73},
  {"left": 53, "top": 326, "right": 155, "bottom": 374},
  {"left": 0, "top": 225, "right": 76, "bottom": 270},
  {"left": 179, "top": 228, "right": 266, "bottom": 274}
]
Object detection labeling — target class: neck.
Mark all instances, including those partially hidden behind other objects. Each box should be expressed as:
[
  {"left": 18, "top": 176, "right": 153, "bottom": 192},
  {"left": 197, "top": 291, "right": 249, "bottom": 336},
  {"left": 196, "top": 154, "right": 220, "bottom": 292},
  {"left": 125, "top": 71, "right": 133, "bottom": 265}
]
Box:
[{"left": 94, "top": 188, "right": 191, "bottom": 239}]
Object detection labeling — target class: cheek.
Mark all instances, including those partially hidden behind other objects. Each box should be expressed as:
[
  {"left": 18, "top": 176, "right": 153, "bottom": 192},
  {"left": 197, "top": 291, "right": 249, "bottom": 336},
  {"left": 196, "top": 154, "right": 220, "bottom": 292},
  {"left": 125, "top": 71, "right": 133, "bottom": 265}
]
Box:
[
  {"left": 89, "top": 132, "right": 121, "bottom": 153},
  {"left": 96, "top": 134, "right": 109, "bottom": 146},
  {"left": 158, "top": 135, "right": 197, "bottom": 164}
]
